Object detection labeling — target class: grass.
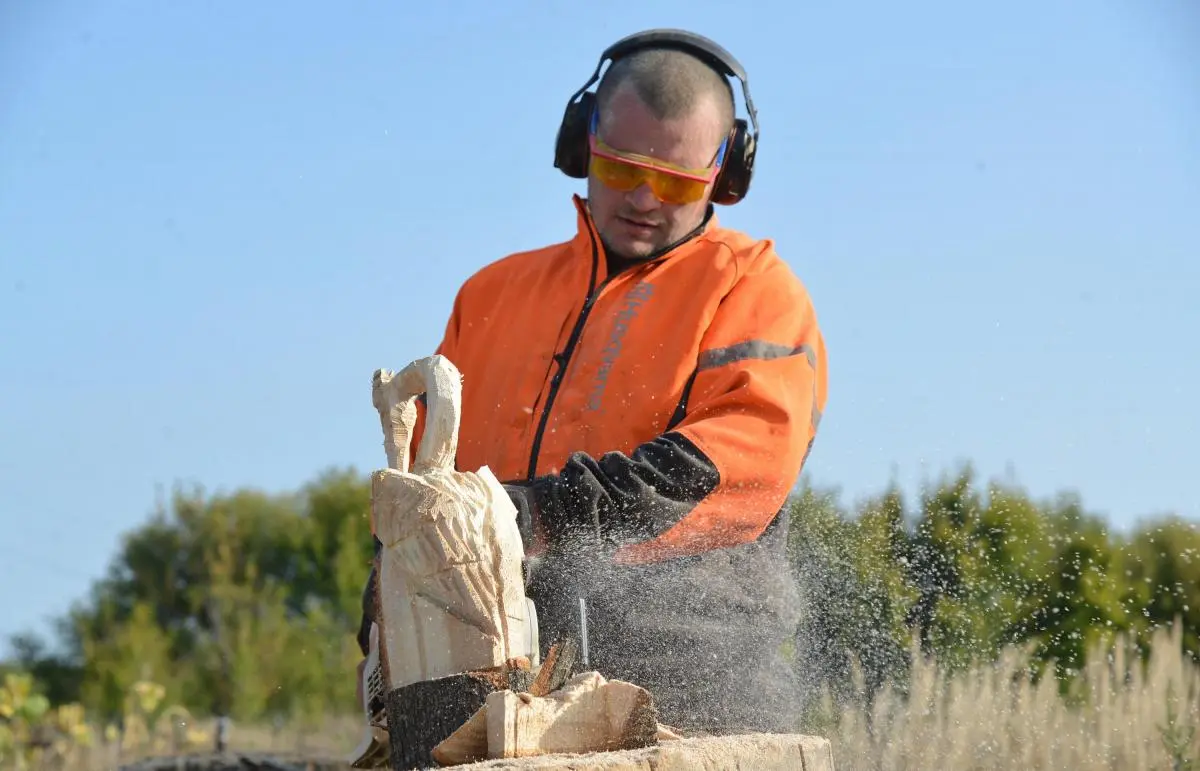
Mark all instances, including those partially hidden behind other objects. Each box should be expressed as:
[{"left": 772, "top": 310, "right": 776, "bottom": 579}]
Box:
[
  {"left": 806, "top": 622, "right": 1200, "bottom": 770},
  {"left": 12, "top": 714, "right": 362, "bottom": 770},
  {"left": 6, "top": 625, "right": 1198, "bottom": 770},
  {"left": 1, "top": 675, "right": 363, "bottom": 771}
]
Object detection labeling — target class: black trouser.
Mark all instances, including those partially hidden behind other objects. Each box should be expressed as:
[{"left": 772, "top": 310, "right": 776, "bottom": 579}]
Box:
[{"left": 525, "top": 515, "right": 804, "bottom": 735}]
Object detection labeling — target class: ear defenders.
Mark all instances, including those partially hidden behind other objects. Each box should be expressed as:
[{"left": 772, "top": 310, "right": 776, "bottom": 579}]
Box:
[{"left": 552, "top": 28, "right": 760, "bottom": 206}]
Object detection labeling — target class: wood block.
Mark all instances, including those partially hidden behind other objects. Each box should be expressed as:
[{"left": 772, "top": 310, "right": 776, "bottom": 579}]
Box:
[
  {"left": 430, "top": 635, "right": 583, "bottom": 766},
  {"left": 428, "top": 700, "right": 489, "bottom": 767},
  {"left": 528, "top": 637, "right": 579, "bottom": 698},
  {"left": 490, "top": 672, "right": 658, "bottom": 759},
  {"left": 431, "top": 671, "right": 659, "bottom": 766},
  {"left": 447, "top": 732, "right": 837, "bottom": 770},
  {"left": 386, "top": 661, "right": 530, "bottom": 771}
]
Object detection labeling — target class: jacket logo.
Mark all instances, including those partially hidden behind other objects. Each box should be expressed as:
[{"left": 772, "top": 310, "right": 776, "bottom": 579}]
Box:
[{"left": 585, "top": 281, "right": 655, "bottom": 413}]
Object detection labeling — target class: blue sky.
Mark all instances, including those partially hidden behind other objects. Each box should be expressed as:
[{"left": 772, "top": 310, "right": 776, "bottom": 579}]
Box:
[{"left": 1, "top": 1, "right": 1197, "bottom": 653}]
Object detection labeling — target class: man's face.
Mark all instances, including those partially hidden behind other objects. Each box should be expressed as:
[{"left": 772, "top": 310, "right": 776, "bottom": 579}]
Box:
[{"left": 586, "top": 85, "right": 728, "bottom": 262}]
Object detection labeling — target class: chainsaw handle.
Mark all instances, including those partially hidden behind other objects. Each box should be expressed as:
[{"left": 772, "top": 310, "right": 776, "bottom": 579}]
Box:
[{"left": 371, "top": 354, "right": 462, "bottom": 475}]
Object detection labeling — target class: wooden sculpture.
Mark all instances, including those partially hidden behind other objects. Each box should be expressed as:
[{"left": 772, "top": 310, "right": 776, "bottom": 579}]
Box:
[{"left": 363, "top": 354, "right": 536, "bottom": 770}]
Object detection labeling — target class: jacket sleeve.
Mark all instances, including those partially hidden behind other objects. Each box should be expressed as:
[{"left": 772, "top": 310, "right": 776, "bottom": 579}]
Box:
[{"left": 516, "top": 254, "right": 828, "bottom": 565}]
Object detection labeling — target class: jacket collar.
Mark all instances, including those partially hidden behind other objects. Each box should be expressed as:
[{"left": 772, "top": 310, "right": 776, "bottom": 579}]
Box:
[{"left": 569, "top": 194, "right": 720, "bottom": 271}]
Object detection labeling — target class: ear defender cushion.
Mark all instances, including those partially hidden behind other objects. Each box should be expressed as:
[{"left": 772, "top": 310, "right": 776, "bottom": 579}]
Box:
[
  {"left": 554, "top": 91, "right": 595, "bottom": 179},
  {"left": 711, "top": 118, "right": 755, "bottom": 206}
]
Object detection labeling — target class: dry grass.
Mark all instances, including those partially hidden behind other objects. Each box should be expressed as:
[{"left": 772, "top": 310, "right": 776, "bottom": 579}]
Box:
[
  {"left": 13, "top": 626, "right": 1199, "bottom": 769},
  {"left": 22, "top": 714, "right": 362, "bottom": 770},
  {"left": 811, "top": 623, "right": 1200, "bottom": 770}
]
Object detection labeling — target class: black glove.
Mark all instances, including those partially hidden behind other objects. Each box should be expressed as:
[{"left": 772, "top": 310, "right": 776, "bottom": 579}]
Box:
[{"left": 503, "top": 483, "right": 537, "bottom": 550}]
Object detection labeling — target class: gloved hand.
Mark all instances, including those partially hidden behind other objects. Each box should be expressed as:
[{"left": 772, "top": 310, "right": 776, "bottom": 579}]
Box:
[
  {"left": 502, "top": 482, "right": 537, "bottom": 550},
  {"left": 503, "top": 482, "right": 549, "bottom": 591}
]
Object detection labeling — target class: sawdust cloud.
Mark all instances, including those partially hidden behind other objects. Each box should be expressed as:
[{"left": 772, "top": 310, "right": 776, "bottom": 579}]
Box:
[{"left": 524, "top": 515, "right": 811, "bottom": 736}]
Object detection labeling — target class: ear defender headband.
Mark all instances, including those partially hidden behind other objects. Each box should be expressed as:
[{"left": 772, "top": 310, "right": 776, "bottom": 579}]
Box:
[{"left": 552, "top": 28, "right": 760, "bottom": 206}]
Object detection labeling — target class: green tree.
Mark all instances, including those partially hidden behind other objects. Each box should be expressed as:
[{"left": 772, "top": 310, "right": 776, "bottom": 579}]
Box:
[
  {"left": 1122, "top": 515, "right": 1200, "bottom": 662},
  {"left": 76, "top": 600, "right": 176, "bottom": 721},
  {"left": 12, "top": 467, "right": 374, "bottom": 722},
  {"left": 787, "top": 480, "right": 919, "bottom": 711},
  {"left": 0, "top": 634, "right": 80, "bottom": 708},
  {"left": 4, "top": 459, "right": 1197, "bottom": 732},
  {"left": 907, "top": 467, "right": 1070, "bottom": 673}
]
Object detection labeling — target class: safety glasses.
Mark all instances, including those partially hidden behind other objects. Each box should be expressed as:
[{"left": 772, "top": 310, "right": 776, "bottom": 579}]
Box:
[{"left": 588, "top": 110, "right": 727, "bottom": 205}]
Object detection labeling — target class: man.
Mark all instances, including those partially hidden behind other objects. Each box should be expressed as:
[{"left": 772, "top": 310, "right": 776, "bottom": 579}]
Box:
[{"left": 358, "top": 29, "right": 828, "bottom": 735}]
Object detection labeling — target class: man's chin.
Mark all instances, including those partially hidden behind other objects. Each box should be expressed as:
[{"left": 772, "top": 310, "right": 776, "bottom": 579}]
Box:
[{"left": 605, "top": 234, "right": 659, "bottom": 261}]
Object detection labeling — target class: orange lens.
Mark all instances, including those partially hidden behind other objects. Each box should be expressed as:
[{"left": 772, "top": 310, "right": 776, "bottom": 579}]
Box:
[{"left": 590, "top": 155, "right": 710, "bottom": 204}]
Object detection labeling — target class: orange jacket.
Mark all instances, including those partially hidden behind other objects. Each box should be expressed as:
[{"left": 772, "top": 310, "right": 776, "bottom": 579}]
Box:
[{"left": 408, "top": 194, "right": 827, "bottom": 566}]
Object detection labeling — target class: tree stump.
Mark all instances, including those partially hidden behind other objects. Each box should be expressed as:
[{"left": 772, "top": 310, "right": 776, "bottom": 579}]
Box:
[{"left": 386, "top": 663, "right": 534, "bottom": 770}]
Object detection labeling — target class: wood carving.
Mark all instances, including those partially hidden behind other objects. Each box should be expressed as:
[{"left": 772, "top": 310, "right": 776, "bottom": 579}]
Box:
[
  {"left": 370, "top": 354, "right": 533, "bottom": 690},
  {"left": 363, "top": 354, "right": 535, "bottom": 769},
  {"left": 430, "top": 671, "right": 662, "bottom": 765}
]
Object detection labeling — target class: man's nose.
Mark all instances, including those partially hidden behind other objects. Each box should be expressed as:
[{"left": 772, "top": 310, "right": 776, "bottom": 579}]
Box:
[{"left": 625, "top": 183, "right": 661, "bottom": 212}]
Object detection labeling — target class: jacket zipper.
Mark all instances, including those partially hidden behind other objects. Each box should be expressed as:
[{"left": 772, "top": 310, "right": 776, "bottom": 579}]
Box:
[
  {"left": 526, "top": 229, "right": 609, "bottom": 482},
  {"left": 523, "top": 205, "right": 714, "bottom": 481}
]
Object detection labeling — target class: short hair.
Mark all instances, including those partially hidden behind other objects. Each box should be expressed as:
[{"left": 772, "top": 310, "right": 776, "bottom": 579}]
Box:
[{"left": 595, "top": 48, "right": 736, "bottom": 136}]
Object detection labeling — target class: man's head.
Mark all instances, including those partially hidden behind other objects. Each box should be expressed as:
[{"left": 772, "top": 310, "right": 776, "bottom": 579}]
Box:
[{"left": 586, "top": 47, "right": 736, "bottom": 262}]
